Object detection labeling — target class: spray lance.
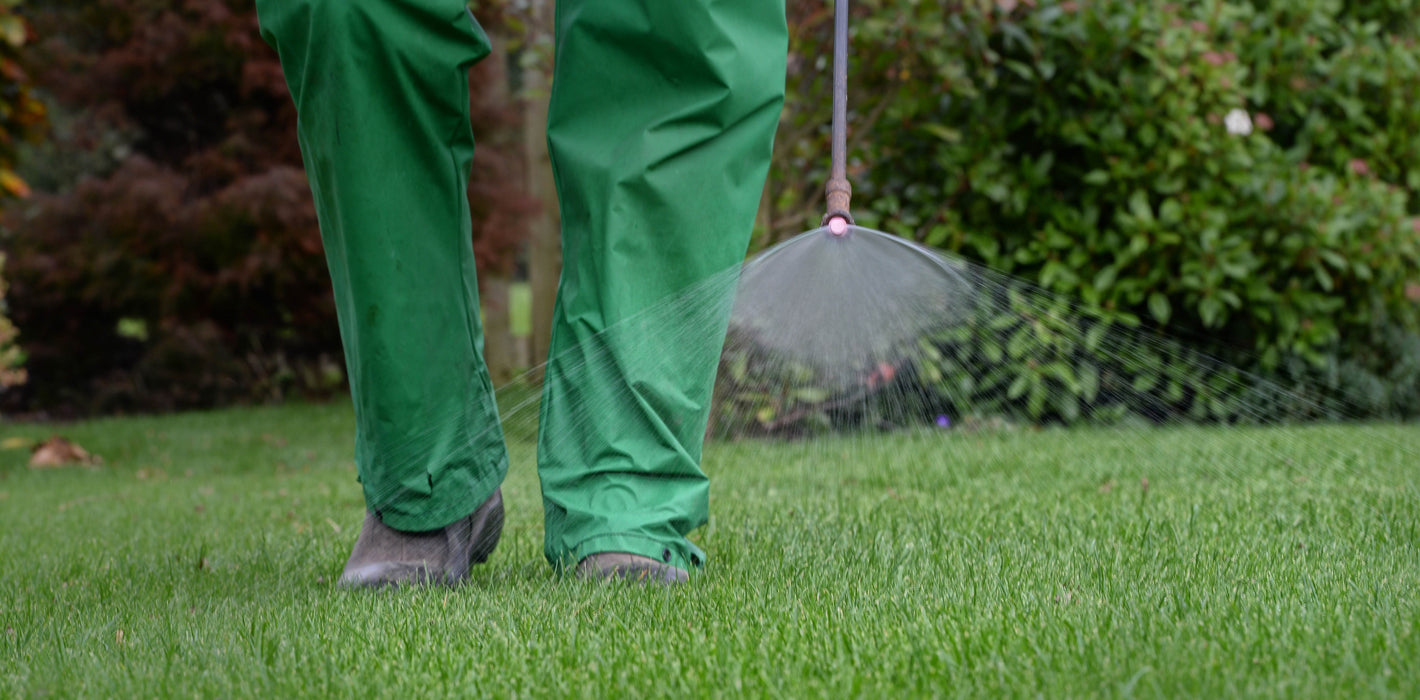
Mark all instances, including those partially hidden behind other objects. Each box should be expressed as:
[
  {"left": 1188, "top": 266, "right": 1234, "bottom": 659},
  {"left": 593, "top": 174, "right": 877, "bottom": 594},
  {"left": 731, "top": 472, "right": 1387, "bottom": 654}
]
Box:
[
  {"left": 726, "top": 0, "right": 973, "bottom": 395},
  {"left": 823, "top": 0, "right": 854, "bottom": 237}
]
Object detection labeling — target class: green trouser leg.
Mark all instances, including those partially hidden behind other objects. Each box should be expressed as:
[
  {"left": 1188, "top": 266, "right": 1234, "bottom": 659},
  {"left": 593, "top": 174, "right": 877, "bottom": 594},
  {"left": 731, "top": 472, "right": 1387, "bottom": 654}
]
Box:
[
  {"left": 256, "top": 0, "right": 507, "bottom": 531},
  {"left": 538, "top": 0, "right": 788, "bottom": 570}
]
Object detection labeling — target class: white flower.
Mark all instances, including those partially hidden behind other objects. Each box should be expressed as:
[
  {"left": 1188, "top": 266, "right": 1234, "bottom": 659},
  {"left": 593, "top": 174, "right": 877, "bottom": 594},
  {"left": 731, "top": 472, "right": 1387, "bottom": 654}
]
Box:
[{"left": 1224, "top": 108, "right": 1253, "bottom": 136}]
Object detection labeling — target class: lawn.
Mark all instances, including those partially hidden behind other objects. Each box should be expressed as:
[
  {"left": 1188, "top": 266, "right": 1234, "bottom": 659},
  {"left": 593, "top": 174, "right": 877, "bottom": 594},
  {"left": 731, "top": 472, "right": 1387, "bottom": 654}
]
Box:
[{"left": 1, "top": 399, "right": 1417, "bottom": 697}]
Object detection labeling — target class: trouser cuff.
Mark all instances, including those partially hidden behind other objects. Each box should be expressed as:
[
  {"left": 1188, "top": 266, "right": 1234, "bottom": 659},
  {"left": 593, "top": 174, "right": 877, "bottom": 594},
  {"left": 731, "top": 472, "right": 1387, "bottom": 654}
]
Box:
[{"left": 366, "top": 454, "right": 507, "bottom": 532}]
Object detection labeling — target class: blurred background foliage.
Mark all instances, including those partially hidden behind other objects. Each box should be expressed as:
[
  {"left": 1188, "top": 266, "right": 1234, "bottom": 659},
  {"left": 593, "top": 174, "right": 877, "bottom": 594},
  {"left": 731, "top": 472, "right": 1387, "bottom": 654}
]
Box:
[
  {"left": 1, "top": 0, "right": 1419, "bottom": 423},
  {"left": 1, "top": 0, "right": 531, "bottom": 414},
  {"left": 0, "top": 0, "right": 45, "bottom": 392},
  {"left": 747, "top": 0, "right": 1420, "bottom": 432}
]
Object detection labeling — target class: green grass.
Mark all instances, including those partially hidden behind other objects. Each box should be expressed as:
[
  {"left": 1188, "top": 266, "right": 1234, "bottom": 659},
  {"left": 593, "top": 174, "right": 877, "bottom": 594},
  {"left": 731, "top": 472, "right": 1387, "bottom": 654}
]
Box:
[
  {"left": 510, "top": 281, "right": 532, "bottom": 338},
  {"left": 2, "top": 400, "right": 1417, "bottom": 697}
]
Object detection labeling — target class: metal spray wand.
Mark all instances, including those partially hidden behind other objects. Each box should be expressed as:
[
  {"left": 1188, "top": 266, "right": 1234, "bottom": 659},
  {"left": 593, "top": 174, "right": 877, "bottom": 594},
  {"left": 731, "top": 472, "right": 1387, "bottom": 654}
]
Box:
[{"left": 823, "top": 0, "right": 853, "bottom": 236}]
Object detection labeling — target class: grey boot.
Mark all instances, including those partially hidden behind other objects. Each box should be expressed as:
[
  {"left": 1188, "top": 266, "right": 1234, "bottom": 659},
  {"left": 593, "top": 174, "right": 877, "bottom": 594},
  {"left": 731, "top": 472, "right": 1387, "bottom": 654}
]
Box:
[
  {"left": 576, "top": 552, "right": 689, "bottom": 584},
  {"left": 339, "top": 489, "right": 504, "bottom": 588}
]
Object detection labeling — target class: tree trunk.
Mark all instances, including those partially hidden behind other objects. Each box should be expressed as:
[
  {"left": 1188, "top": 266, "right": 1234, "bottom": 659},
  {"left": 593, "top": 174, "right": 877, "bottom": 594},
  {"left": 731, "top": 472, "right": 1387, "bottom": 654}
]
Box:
[
  {"left": 480, "top": 31, "right": 517, "bottom": 384},
  {"left": 524, "top": 0, "right": 561, "bottom": 382},
  {"left": 481, "top": 275, "right": 516, "bottom": 384}
]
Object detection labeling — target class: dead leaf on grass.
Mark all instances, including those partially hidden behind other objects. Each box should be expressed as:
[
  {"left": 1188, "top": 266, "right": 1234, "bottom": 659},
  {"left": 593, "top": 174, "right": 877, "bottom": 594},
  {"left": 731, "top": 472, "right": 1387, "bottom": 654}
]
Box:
[
  {"left": 29, "top": 436, "right": 102, "bottom": 469},
  {"left": 2, "top": 436, "right": 34, "bottom": 450}
]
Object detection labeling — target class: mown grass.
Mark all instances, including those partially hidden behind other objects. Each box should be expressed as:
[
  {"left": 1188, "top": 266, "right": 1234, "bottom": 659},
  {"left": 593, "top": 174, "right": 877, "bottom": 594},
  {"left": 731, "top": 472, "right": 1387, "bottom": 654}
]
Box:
[{"left": 1, "top": 400, "right": 1417, "bottom": 698}]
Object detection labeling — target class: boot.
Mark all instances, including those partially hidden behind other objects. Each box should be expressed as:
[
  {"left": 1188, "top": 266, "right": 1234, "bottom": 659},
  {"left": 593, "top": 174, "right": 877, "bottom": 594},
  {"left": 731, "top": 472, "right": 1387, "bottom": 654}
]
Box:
[
  {"left": 577, "top": 552, "right": 689, "bottom": 584},
  {"left": 339, "top": 489, "right": 503, "bottom": 588}
]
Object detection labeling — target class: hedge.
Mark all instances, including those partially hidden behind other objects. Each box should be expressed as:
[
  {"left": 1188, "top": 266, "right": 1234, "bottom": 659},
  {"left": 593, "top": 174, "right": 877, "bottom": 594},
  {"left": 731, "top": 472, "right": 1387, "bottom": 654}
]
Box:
[{"left": 727, "top": 0, "right": 1420, "bottom": 434}]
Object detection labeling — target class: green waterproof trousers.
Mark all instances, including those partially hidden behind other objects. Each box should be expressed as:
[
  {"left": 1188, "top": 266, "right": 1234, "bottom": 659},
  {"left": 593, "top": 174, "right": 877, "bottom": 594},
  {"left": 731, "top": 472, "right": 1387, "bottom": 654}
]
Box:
[{"left": 257, "top": 0, "right": 787, "bottom": 571}]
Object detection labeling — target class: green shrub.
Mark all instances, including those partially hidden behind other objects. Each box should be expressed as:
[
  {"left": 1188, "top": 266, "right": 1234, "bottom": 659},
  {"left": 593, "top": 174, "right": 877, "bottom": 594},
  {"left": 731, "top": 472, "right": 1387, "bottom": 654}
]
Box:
[
  {"left": 864, "top": 0, "right": 1419, "bottom": 358},
  {"left": 0, "top": 0, "right": 46, "bottom": 396},
  {"left": 1, "top": 252, "right": 25, "bottom": 389},
  {"left": 721, "top": 0, "right": 1420, "bottom": 434}
]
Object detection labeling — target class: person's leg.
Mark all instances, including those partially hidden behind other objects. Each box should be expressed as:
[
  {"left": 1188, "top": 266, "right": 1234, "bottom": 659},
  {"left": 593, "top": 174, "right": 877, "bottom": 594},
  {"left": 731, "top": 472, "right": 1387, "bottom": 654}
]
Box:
[
  {"left": 256, "top": 0, "right": 507, "bottom": 581},
  {"left": 538, "top": 0, "right": 788, "bottom": 575}
]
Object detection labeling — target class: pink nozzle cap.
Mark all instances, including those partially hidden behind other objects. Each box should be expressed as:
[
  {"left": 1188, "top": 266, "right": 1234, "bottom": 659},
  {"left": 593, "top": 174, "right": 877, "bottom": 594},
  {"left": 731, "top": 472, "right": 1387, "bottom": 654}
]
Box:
[{"left": 828, "top": 217, "right": 849, "bottom": 236}]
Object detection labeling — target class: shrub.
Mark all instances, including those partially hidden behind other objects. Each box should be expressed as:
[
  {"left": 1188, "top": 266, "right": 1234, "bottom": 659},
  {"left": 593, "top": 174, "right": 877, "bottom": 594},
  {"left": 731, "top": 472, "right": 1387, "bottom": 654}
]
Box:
[
  {"left": 1, "top": 253, "right": 25, "bottom": 389},
  {"left": 0, "top": 0, "right": 46, "bottom": 395},
  {"left": 3, "top": 0, "right": 532, "bottom": 415},
  {"left": 721, "top": 0, "right": 1420, "bottom": 435},
  {"left": 861, "top": 0, "right": 1419, "bottom": 360},
  {"left": 738, "top": 0, "right": 1420, "bottom": 431}
]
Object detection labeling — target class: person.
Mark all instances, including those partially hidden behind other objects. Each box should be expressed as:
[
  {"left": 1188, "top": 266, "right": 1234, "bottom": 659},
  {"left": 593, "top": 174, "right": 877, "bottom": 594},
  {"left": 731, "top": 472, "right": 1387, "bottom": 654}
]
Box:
[{"left": 255, "top": 0, "right": 788, "bottom": 585}]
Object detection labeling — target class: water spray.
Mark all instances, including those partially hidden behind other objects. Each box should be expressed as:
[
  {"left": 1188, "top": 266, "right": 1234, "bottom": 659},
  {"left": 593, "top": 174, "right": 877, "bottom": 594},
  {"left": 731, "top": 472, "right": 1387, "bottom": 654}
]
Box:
[{"left": 727, "top": 0, "right": 973, "bottom": 394}]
